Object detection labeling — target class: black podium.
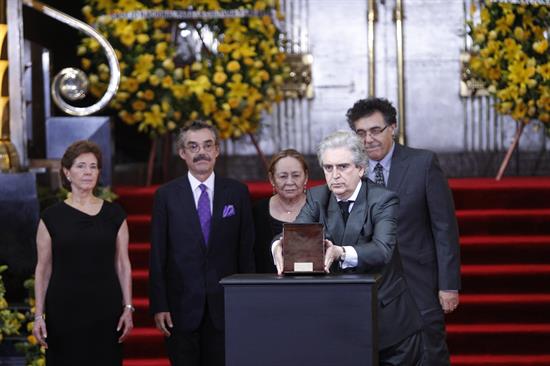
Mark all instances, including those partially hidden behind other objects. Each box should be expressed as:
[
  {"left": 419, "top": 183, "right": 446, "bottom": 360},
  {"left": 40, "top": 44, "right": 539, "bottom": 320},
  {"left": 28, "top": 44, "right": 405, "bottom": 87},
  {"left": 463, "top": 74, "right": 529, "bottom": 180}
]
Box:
[{"left": 221, "top": 274, "right": 380, "bottom": 366}]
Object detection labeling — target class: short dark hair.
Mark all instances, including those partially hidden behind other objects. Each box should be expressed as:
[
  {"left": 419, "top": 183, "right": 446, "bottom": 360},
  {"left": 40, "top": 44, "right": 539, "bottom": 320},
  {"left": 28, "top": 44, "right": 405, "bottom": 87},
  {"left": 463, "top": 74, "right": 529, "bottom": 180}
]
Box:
[
  {"left": 60, "top": 140, "right": 102, "bottom": 190},
  {"left": 345, "top": 97, "right": 397, "bottom": 130},
  {"left": 268, "top": 149, "right": 309, "bottom": 177},
  {"left": 176, "top": 120, "right": 220, "bottom": 151}
]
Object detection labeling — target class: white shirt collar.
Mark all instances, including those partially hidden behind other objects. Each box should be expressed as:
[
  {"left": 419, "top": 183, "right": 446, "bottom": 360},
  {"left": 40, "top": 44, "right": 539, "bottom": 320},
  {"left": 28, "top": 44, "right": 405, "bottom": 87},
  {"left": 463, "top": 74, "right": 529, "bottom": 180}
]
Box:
[
  {"left": 188, "top": 171, "right": 215, "bottom": 192},
  {"left": 337, "top": 181, "right": 363, "bottom": 202}
]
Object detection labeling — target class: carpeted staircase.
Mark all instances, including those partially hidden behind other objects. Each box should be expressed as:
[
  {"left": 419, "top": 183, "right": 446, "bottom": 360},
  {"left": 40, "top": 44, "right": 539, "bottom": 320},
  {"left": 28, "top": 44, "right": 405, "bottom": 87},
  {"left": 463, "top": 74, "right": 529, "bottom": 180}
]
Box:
[{"left": 116, "top": 177, "right": 550, "bottom": 366}]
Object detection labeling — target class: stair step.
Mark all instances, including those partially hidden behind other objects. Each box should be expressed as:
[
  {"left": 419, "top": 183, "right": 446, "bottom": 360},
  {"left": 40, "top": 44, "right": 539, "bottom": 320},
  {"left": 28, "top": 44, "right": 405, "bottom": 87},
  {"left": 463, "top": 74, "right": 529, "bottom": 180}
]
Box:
[
  {"left": 450, "top": 177, "right": 550, "bottom": 210},
  {"left": 461, "top": 264, "right": 550, "bottom": 293},
  {"left": 133, "top": 297, "right": 154, "bottom": 327},
  {"left": 127, "top": 215, "right": 152, "bottom": 243},
  {"left": 460, "top": 235, "right": 550, "bottom": 264},
  {"left": 128, "top": 210, "right": 550, "bottom": 243},
  {"left": 456, "top": 209, "right": 550, "bottom": 235},
  {"left": 124, "top": 327, "right": 166, "bottom": 358},
  {"left": 116, "top": 178, "right": 550, "bottom": 213},
  {"left": 447, "top": 294, "right": 550, "bottom": 324},
  {"left": 131, "top": 265, "right": 550, "bottom": 297},
  {"left": 131, "top": 293, "right": 550, "bottom": 327},
  {"left": 450, "top": 354, "right": 550, "bottom": 365},
  {"left": 447, "top": 323, "right": 550, "bottom": 354},
  {"left": 129, "top": 242, "right": 150, "bottom": 268},
  {"left": 133, "top": 270, "right": 149, "bottom": 296},
  {"left": 116, "top": 186, "right": 158, "bottom": 215}
]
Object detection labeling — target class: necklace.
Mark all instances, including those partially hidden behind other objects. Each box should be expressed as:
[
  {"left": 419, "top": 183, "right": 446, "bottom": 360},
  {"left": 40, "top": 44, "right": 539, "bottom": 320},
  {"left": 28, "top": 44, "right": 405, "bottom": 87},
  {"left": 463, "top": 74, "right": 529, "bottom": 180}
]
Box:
[{"left": 276, "top": 195, "right": 305, "bottom": 215}]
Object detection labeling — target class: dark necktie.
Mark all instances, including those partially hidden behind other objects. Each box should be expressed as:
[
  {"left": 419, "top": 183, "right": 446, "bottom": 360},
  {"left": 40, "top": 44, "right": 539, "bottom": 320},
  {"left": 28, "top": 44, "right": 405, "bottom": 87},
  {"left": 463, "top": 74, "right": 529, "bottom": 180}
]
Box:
[
  {"left": 197, "top": 184, "right": 211, "bottom": 245},
  {"left": 374, "top": 163, "right": 385, "bottom": 186},
  {"left": 338, "top": 200, "right": 352, "bottom": 225}
]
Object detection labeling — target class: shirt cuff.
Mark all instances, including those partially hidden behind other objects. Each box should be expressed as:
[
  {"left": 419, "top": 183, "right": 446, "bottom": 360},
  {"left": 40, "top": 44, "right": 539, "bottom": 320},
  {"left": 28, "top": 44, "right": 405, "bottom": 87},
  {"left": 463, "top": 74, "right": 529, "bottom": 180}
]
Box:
[
  {"left": 271, "top": 240, "right": 281, "bottom": 264},
  {"left": 341, "top": 245, "right": 358, "bottom": 268}
]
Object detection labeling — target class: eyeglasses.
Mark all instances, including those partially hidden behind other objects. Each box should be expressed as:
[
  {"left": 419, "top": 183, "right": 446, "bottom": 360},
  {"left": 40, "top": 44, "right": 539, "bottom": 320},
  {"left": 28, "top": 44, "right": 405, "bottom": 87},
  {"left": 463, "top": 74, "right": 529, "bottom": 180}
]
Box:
[
  {"left": 321, "top": 163, "right": 355, "bottom": 174},
  {"left": 185, "top": 141, "right": 217, "bottom": 153},
  {"left": 355, "top": 125, "right": 389, "bottom": 138}
]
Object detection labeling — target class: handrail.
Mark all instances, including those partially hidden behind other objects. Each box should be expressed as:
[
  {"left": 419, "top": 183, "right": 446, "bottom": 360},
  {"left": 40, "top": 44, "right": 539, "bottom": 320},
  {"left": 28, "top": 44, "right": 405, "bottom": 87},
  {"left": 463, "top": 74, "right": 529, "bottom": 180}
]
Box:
[{"left": 22, "top": 0, "right": 120, "bottom": 116}]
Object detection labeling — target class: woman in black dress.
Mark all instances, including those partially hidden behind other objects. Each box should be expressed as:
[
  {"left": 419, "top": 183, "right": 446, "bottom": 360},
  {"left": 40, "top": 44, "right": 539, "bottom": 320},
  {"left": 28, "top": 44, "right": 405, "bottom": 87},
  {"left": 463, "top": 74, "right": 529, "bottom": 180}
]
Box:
[
  {"left": 33, "top": 140, "right": 133, "bottom": 366},
  {"left": 253, "top": 149, "right": 309, "bottom": 273}
]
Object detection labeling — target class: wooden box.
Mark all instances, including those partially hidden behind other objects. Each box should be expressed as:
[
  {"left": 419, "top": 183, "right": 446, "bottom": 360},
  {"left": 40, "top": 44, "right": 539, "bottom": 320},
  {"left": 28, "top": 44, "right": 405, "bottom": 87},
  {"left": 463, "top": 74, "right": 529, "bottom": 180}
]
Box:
[{"left": 282, "top": 223, "right": 325, "bottom": 274}]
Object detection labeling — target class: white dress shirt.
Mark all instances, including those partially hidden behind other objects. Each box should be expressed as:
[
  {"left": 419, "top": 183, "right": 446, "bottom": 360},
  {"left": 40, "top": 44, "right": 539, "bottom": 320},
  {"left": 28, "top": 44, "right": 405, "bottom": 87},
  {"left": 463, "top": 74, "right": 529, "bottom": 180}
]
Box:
[{"left": 188, "top": 171, "right": 215, "bottom": 212}]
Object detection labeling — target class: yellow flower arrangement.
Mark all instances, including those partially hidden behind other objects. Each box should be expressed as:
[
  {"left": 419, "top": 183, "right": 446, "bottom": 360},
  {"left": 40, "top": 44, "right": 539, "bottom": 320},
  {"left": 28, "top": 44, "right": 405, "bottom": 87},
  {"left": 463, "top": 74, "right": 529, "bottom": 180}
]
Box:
[
  {"left": 0, "top": 265, "right": 24, "bottom": 341},
  {"left": 15, "top": 277, "right": 46, "bottom": 366},
  {"left": 467, "top": 1, "right": 550, "bottom": 130},
  {"left": 79, "top": 0, "right": 286, "bottom": 139}
]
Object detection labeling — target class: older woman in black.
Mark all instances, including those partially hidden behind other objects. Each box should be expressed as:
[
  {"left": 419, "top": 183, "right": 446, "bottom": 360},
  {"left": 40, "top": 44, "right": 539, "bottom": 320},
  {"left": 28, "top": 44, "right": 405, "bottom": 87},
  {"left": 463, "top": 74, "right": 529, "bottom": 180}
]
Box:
[
  {"left": 253, "top": 149, "right": 309, "bottom": 273},
  {"left": 33, "top": 140, "right": 133, "bottom": 366}
]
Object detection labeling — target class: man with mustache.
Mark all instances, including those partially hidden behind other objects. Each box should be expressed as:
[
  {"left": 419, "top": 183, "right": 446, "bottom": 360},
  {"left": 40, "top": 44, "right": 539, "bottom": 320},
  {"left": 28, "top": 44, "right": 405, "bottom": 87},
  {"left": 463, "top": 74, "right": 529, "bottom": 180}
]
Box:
[
  {"left": 149, "top": 121, "right": 255, "bottom": 366},
  {"left": 273, "top": 131, "right": 423, "bottom": 365},
  {"left": 346, "top": 97, "right": 461, "bottom": 365}
]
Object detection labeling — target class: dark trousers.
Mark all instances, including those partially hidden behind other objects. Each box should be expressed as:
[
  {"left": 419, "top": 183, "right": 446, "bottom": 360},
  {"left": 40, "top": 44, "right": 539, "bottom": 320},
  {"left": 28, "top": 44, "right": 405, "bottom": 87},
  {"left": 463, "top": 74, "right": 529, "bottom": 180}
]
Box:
[
  {"left": 165, "top": 307, "right": 224, "bottom": 366},
  {"left": 420, "top": 307, "right": 450, "bottom": 366},
  {"left": 379, "top": 330, "right": 423, "bottom": 366}
]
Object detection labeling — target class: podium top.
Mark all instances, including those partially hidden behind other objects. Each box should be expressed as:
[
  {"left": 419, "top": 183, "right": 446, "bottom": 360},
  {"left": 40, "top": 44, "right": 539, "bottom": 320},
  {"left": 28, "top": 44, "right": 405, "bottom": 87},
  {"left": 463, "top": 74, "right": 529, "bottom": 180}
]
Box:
[{"left": 220, "top": 273, "right": 380, "bottom": 286}]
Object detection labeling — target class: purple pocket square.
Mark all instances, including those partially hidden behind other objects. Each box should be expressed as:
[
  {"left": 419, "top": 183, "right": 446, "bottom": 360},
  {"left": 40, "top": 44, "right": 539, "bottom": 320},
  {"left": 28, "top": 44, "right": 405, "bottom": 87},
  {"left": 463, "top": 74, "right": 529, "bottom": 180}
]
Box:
[{"left": 222, "top": 204, "right": 236, "bottom": 218}]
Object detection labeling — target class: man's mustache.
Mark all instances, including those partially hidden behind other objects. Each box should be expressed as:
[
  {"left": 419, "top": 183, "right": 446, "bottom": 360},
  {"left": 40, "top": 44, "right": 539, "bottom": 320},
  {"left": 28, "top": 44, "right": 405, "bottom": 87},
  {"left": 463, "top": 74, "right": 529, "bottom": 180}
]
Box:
[
  {"left": 365, "top": 143, "right": 381, "bottom": 148},
  {"left": 193, "top": 154, "right": 211, "bottom": 163}
]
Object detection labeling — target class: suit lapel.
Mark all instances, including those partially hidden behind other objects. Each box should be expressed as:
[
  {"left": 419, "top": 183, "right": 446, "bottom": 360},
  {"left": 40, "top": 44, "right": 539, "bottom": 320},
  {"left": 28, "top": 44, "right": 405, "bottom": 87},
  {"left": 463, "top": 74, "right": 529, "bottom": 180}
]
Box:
[
  {"left": 342, "top": 182, "right": 368, "bottom": 245},
  {"left": 209, "top": 177, "right": 227, "bottom": 250},
  {"left": 388, "top": 143, "right": 409, "bottom": 193},
  {"left": 178, "top": 176, "right": 207, "bottom": 252},
  {"left": 326, "top": 194, "right": 344, "bottom": 243}
]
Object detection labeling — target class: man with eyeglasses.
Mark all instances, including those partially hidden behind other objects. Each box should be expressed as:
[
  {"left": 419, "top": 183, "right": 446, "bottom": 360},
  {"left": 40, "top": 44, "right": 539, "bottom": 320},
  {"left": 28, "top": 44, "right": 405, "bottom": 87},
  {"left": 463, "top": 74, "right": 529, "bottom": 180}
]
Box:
[
  {"left": 149, "top": 120, "right": 255, "bottom": 366},
  {"left": 273, "top": 130, "right": 423, "bottom": 365},
  {"left": 346, "top": 97, "right": 461, "bottom": 365}
]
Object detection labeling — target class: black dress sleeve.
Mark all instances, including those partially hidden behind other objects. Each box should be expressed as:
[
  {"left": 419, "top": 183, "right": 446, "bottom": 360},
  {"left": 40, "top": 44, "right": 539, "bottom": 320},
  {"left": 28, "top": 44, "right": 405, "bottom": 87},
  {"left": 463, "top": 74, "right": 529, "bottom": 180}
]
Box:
[
  {"left": 40, "top": 202, "right": 62, "bottom": 237},
  {"left": 252, "top": 198, "right": 277, "bottom": 273},
  {"left": 104, "top": 201, "right": 127, "bottom": 231}
]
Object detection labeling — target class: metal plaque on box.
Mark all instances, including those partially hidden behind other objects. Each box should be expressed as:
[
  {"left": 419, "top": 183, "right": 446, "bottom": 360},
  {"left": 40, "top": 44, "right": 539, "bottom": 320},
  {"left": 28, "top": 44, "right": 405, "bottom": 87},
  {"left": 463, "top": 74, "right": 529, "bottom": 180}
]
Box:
[{"left": 282, "top": 223, "right": 325, "bottom": 274}]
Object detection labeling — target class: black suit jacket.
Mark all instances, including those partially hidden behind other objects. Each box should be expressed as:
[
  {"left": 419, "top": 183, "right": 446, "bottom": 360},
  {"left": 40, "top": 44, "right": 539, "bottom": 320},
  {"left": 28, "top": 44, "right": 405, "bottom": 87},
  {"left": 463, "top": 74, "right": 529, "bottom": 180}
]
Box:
[
  {"left": 294, "top": 179, "right": 422, "bottom": 349},
  {"left": 149, "top": 175, "right": 255, "bottom": 332},
  {"left": 388, "top": 143, "right": 461, "bottom": 312}
]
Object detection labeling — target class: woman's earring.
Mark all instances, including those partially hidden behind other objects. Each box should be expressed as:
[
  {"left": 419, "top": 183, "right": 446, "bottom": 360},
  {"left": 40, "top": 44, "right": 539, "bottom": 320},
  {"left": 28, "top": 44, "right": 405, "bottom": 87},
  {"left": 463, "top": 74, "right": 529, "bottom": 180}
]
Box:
[
  {"left": 272, "top": 185, "right": 276, "bottom": 195},
  {"left": 303, "top": 185, "right": 307, "bottom": 193},
  {"left": 67, "top": 176, "right": 71, "bottom": 182}
]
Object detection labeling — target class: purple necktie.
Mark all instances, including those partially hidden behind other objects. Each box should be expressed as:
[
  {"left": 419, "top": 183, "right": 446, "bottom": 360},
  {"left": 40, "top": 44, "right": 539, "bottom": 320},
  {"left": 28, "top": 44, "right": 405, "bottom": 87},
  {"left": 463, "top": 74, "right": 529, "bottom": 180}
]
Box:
[{"left": 197, "top": 184, "right": 211, "bottom": 245}]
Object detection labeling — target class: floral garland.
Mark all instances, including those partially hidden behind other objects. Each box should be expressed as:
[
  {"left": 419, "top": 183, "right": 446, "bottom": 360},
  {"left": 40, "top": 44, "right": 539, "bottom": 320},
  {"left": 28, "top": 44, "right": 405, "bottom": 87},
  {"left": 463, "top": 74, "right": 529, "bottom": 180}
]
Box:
[
  {"left": 15, "top": 278, "right": 45, "bottom": 366},
  {"left": 0, "top": 266, "right": 24, "bottom": 342},
  {"left": 79, "top": 0, "right": 286, "bottom": 139},
  {"left": 467, "top": 1, "right": 549, "bottom": 130},
  {"left": 0, "top": 266, "right": 42, "bottom": 366}
]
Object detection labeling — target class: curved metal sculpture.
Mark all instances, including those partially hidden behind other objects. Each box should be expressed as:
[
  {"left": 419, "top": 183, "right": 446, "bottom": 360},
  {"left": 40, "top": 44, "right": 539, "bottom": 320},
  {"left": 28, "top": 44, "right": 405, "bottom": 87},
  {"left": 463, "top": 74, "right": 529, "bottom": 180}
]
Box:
[{"left": 22, "top": 0, "right": 120, "bottom": 116}]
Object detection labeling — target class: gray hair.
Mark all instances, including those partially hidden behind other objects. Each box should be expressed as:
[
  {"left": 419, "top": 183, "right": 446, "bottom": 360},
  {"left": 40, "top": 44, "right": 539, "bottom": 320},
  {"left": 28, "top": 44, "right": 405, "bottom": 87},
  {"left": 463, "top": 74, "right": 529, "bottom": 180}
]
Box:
[
  {"left": 176, "top": 120, "right": 220, "bottom": 151},
  {"left": 317, "top": 130, "right": 368, "bottom": 169}
]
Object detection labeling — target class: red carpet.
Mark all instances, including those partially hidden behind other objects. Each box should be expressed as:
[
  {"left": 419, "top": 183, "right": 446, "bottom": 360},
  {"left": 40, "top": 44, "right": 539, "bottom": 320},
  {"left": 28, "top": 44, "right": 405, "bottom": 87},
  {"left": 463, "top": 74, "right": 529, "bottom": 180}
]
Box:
[{"left": 116, "top": 177, "right": 550, "bottom": 365}]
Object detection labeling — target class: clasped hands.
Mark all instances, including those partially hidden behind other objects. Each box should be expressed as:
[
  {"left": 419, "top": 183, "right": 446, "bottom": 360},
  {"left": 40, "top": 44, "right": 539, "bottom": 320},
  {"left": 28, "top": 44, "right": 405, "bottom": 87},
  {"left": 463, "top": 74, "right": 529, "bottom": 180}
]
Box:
[{"left": 273, "top": 239, "right": 344, "bottom": 275}]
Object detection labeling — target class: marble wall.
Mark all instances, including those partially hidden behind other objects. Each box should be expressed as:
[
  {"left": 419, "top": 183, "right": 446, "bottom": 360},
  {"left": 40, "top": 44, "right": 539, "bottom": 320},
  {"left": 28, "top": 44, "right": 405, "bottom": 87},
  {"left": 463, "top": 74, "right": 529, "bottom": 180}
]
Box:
[{"left": 222, "top": 0, "right": 548, "bottom": 157}]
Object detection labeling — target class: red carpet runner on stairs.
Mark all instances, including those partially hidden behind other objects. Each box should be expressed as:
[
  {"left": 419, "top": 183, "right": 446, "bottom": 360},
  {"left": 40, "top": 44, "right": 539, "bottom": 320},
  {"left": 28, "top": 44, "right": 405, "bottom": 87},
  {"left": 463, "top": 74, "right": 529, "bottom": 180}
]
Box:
[{"left": 115, "top": 177, "right": 550, "bottom": 366}]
